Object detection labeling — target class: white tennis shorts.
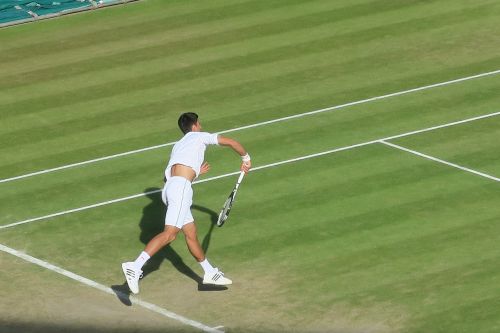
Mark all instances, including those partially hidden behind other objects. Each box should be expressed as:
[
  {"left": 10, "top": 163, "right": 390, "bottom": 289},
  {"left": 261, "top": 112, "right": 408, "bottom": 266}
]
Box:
[{"left": 161, "top": 176, "right": 194, "bottom": 228}]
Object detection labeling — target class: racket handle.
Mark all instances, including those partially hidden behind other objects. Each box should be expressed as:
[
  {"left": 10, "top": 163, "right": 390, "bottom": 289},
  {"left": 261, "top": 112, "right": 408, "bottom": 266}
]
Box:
[{"left": 237, "top": 171, "right": 245, "bottom": 184}]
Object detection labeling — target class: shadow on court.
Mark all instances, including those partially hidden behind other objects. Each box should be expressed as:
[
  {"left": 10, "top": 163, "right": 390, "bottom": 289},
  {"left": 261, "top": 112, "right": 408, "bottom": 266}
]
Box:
[
  {"left": 112, "top": 187, "right": 226, "bottom": 305},
  {"left": 0, "top": 321, "right": 284, "bottom": 333},
  {"left": 0, "top": 321, "right": 200, "bottom": 333}
]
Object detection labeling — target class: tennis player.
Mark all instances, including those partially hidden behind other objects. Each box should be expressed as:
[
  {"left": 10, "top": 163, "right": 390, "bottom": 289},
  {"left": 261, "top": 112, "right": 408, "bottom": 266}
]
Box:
[{"left": 122, "top": 112, "right": 251, "bottom": 294}]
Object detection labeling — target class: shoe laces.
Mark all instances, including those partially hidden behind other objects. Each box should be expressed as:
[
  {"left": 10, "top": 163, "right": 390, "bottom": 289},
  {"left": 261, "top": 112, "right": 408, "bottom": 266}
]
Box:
[{"left": 125, "top": 267, "right": 143, "bottom": 279}]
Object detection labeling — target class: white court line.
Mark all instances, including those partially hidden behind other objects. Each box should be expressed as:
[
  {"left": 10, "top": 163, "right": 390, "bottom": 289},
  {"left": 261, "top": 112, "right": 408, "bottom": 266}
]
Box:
[
  {"left": 1, "top": 68, "right": 499, "bottom": 184},
  {"left": 0, "top": 171, "right": 241, "bottom": 230},
  {"left": 2, "top": 110, "right": 498, "bottom": 231},
  {"left": 380, "top": 141, "right": 500, "bottom": 182},
  {"left": 0, "top": 243, "right": 223, "bottom": 333},
  {"left": 381, "top": 111, "right": 500, "bottom": 141}
]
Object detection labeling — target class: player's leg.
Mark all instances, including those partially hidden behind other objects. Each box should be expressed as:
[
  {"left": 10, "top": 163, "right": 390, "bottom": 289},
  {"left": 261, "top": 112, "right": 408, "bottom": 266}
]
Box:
[
  {"left": 180, "top": 213, "right": 215, "bottom": 272},
  {"left": 182, "top": 222, "right": 232, "bottom": 286},
  {"left": 182, "top": 222, "right": 205, "bottom": 262},
  {"left": 122, "top": 177, "right": 191, "bottom": 293},
  {"left": 144, "top": 225, "right": 179, "bottom": 256},
  {"left": 122, "top": 226, "right": 181, "bottom": 294}
]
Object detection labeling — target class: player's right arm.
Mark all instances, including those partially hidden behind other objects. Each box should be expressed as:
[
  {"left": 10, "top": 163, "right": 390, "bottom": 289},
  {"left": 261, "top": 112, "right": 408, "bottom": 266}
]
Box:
[{"left": 217, "top": 135, "right": 252, "bottom": 173}]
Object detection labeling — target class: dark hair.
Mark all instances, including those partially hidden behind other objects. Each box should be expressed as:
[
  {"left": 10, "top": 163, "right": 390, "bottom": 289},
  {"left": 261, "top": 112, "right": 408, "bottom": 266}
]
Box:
[{"left": 177, "top": 112, "right": 198, "bottom": 134}]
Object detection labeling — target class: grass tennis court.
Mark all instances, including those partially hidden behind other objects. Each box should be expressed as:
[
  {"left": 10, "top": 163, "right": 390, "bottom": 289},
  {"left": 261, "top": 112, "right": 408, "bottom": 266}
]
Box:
[{"left": 1, "top": 0, "right": 499, "bottom": 332}]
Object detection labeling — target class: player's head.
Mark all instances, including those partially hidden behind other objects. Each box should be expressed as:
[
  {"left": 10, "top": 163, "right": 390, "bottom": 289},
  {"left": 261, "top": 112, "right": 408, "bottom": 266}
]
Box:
[{"left": 178, "top": 112, "right": 200, "bottom": 134}]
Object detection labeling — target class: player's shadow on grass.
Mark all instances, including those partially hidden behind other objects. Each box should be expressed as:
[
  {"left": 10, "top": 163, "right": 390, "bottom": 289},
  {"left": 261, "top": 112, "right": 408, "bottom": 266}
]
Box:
[{"left": 112, "top": 187, "right": 225, "bottom": 305}]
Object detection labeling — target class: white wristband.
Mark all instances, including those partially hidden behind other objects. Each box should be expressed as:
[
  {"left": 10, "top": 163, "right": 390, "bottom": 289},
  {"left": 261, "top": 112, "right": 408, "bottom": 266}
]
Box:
[{"left": 241, "top": 153, "right": 251, "bottom": 162}]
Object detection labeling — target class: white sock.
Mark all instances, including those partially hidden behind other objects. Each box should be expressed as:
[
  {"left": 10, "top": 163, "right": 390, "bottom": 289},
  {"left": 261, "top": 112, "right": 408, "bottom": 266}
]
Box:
[
  {"left": 199, "top": 258, "right": 215, "bottom": 274},
  {"left": 133, "top": 251, "right": 150, "bottom": 270}
]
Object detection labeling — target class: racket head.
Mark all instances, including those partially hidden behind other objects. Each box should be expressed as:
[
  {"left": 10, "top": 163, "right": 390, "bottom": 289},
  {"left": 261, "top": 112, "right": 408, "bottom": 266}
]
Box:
[{"left": 217, "top": 193, "right": 234, "bottom": 227}]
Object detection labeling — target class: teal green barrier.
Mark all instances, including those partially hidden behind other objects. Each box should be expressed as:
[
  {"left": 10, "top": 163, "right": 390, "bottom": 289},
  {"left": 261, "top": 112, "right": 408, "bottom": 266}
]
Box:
[
  {"left": 20, "top": 0, "right": 90, "bottom": 16},
  {"left": 0, "top": 1, "right": 36, "bottom": 24},
  {"left": 0, "top": 0, "right": 135, "bottom": 27}
]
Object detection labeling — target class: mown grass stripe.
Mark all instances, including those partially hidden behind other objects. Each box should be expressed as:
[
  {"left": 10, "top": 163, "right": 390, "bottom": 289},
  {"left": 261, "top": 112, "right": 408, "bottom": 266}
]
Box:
[
  {"left": 6, "top": 8, "right": 498, "bottom": 111},
  {"left": 2, "top": 110, "right": 497, "bottom": 229},
  {"left": 0, "top": 0, "right": 367, "bottom": 76},
  {"left": 4, "top": 0, "right": 493, "bottom": 86},
  {"left": 0, "top": 48, "right": 418, "bottom": 146},
  {"left": 1, "top": 68, "right": 499, "bottom": 182},
  {"left": 0, "top": 67, "right": 498, "bottom": 182},
  {"left": 1, "top": 61, "right": 498, "bottom": 182},
  {"left": 2, "top": 4, "right": 498, "bottom": 123},
  {"left": 0, "top": 0, "right": 308, "bottom": 57}
]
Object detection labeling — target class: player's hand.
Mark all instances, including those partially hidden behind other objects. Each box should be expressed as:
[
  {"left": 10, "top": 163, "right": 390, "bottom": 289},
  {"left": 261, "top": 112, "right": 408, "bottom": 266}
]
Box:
[
  {"left": 241, "top": 153, "right": 251, "bottom": 174},
  {"left": 200, "top": 161, "right": 211, "bottom": 175},
  {"left": 241, "top": 160, "right": 251, "bottom": 174}
]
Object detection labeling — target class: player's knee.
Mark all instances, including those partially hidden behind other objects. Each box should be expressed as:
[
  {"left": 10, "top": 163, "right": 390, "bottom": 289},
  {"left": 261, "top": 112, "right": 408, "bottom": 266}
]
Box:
[{"left": 160, "top": 230, "right": 177, "bottom": 243}]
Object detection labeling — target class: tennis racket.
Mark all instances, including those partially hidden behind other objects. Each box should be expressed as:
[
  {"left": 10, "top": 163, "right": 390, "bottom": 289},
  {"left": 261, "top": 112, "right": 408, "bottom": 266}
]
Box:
[{"left": 217, "top": 171, "right": 246, "bottom": 227}]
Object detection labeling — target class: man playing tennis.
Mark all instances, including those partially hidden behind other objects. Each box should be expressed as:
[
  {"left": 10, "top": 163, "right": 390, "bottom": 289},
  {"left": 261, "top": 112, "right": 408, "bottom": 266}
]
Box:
[{"left": 122, "top": 112, "right": 251, "bottom": 294}]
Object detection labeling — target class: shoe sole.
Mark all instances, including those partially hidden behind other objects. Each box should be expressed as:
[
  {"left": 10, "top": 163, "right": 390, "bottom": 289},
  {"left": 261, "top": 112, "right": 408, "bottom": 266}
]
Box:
[{"left": 202, "top": 280, "right": 232, "bottom": 286}]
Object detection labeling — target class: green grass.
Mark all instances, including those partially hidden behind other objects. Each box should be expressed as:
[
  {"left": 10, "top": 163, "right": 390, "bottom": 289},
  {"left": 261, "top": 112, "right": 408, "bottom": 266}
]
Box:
[{"left": 1, "top": 0, "right": 499, "bottom": 332}]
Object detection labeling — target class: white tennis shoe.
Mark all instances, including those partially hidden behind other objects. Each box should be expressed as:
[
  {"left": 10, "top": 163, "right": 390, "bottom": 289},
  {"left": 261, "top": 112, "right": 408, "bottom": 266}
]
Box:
[
  {"left": 203, "top": 268, "right": 232, "bottom": 285},
  {"left": 121, "top": 262, "right": 143, "bottom": 294}
]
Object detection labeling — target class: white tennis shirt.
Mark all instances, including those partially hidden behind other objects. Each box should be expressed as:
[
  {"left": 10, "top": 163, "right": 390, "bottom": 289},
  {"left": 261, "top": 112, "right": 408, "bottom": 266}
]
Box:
[{"left": 164, "top": 131, "right": 219, "bottom": 180}]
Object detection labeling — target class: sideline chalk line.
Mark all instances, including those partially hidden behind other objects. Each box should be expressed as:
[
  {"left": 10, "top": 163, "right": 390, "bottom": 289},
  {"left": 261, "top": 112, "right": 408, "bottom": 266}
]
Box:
[
  {"left": 1, "top": 68, "right": 499, "bottom": 184},
  {"left": 2, "top": 110, "right": 498, "bottom": 231}
]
